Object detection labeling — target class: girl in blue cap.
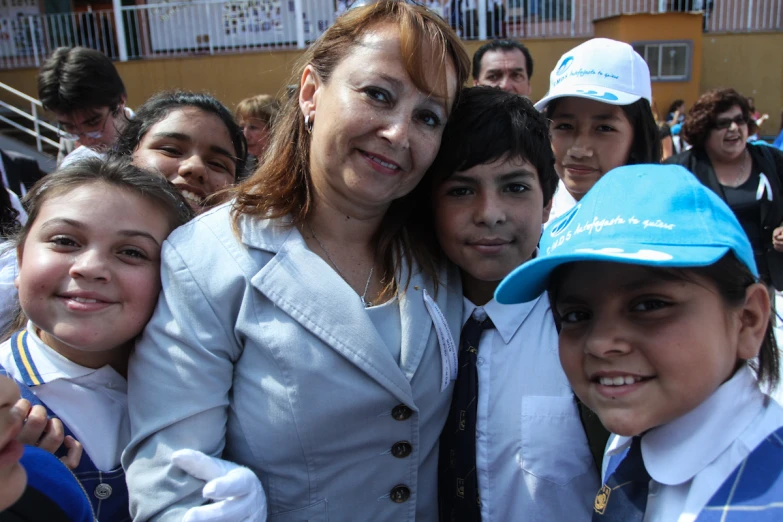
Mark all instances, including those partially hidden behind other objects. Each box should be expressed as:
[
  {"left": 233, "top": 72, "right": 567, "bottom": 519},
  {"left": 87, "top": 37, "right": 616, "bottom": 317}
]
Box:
[{"left": 496, "top": 163, "right": 783, "bottom": 521}]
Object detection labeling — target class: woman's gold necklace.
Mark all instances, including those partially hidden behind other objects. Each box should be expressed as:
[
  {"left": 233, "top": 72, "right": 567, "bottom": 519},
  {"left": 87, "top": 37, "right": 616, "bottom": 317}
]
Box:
[{"left": 308, "top": 223, "right": 375, "bottom": 308}]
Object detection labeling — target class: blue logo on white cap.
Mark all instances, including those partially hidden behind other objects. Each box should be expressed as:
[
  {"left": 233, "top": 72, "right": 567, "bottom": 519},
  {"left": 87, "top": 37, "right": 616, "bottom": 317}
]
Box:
[
  {"left": 576, "top": 89, "right": 619, "bottom": 101},
  {"left": 549, "top": 204, "right": 580, "bottom": 237},
  {"left": 556, "top": 56, "right": 574, "bottom": 76}
]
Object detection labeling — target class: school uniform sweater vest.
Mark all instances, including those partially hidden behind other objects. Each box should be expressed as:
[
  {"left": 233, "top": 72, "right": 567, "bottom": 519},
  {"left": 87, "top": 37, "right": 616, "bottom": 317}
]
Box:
[
  {"left": 694, "top": 426, "right": 783, "bottom": 521},
  {"left": 0, "top": 330, "right": 130, "bottom": 522},
  {"left": 604, "top": 427, "right": 783, "bottom": 521}
]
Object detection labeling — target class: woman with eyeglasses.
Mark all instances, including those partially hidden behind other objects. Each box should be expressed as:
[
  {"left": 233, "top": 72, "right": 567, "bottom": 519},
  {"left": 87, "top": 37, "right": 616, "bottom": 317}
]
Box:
[{"left": 667, "top": 88, "right": 783, "bottom": 291}]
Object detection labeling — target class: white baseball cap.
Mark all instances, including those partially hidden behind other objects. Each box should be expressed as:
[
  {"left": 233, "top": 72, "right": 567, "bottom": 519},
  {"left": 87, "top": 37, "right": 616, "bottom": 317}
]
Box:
[{"left": 534, "top": 38, "right": 652, "bottom": 112}]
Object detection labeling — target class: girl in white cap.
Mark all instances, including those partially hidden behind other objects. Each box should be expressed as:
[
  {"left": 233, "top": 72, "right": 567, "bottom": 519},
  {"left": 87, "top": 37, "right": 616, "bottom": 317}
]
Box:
[{"left": 538, "top": 38, "right": 661, "bottom": 223}]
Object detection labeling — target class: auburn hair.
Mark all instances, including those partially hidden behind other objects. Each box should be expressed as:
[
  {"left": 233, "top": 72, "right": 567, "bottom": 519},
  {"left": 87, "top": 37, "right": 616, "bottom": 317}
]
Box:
[{"left": 230, "top": 0, "right": 470, "bottom": 299}]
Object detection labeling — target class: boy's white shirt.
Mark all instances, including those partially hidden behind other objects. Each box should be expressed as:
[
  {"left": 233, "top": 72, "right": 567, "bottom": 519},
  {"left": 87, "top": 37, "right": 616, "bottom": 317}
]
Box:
[
  {"left": 463, "top": 293, "right": 599, "bottom": 521},
  {"left": 603, "top": 365, "right": 783, "bottom": 522},
  {"left": 0, "top": 320, "right": 129, "bottom": 471}
]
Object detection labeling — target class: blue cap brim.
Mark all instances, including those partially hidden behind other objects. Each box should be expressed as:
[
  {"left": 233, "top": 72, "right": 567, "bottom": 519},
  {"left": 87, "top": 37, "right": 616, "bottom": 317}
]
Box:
[{"left": 495, "top": 243, "right": 733, "bottom": 304}]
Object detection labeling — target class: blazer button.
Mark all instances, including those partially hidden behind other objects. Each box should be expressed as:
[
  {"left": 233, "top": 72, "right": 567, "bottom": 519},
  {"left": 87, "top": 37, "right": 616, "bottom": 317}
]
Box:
[
  {"left": 391, "top": 404, "right": 412, "bottom": 421},
  {"left": 390, "top": 485, "right": 411, "bottom": 503},
  {"left": 391, "top": 441, "right": 412, "bottom": 458}
]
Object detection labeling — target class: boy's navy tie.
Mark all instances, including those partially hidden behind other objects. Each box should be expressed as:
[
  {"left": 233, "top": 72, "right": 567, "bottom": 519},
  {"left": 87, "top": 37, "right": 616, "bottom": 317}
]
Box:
[
  {"left": 593, "top": 436, "right": 650, "bottom": 522},
  {"left": 439, "top": 314, "right": 494, "bottom": 522}
]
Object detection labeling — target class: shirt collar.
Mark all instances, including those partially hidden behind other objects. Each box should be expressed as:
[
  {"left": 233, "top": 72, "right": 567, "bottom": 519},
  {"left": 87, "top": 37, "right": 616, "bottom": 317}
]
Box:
[
  {"left": 606, "top": 366, "right": 765, "bottom": 486},
  {"left": 13, "top": 321, "right": 112, "bottom": 386},
  {"left": 463, "top": 292, "right": 546, "bottom": 345}
]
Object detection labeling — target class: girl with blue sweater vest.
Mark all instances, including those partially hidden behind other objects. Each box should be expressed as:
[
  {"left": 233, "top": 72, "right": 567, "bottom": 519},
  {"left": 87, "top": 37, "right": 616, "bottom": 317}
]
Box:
[
  {"left": 496, "top": 163, "right": 783, "bottom": 521},
  {"left": 0, "top": 157, "right": 192, "bottom": 522}
]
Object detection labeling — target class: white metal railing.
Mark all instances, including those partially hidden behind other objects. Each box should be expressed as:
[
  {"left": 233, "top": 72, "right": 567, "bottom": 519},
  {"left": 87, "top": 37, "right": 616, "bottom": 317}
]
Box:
[
  {"left": 119, "top": 0, "right": 335, "bottom": 60},
  {"left": 0, "top": 81, "right": 60, "bottom": 152},
  {"left": 0, "top": 0, "right": 780, "bottom": 69}
]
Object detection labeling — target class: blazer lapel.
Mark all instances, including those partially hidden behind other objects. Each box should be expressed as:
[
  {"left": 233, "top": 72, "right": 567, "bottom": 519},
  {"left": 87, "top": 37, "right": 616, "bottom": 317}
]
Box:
[
  {"left": 398, "top": 265, "right": 436, "bottom": 382},
  {"left": 243, "top": 219, "right": 414, "bottom": 404}
]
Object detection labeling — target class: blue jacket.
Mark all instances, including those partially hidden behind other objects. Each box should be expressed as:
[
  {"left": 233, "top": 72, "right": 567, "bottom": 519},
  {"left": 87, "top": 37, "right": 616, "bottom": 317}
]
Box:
[{"left": 0, "top": 446, "right": 94, "bottom": 522}]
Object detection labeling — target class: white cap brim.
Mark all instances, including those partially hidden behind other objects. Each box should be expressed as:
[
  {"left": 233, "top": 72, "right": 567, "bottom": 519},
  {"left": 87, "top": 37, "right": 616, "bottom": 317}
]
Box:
[{"left": 534, "top": 85, "right": 644, "bottom": 112}]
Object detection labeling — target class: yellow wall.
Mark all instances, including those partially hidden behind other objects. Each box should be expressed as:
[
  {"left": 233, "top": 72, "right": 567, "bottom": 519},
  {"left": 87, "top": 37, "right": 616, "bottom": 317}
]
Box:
[
  {"left": 700, "top": 32, "right": 783, "bottom": 132},
  {"left": 0, "top": 28, "right": 780, "bottom": 132},
  {"left": 0, "top": 48, "right": 306, "bottom": 114},
  {"left": 0, "top": 39, "right": 579, "bottom": 114}
]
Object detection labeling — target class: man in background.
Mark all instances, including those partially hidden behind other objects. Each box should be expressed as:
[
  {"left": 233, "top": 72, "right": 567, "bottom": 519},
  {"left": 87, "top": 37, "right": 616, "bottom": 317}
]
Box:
[{"left": 473, "top": 39, "right": 533, "bottom": 97}]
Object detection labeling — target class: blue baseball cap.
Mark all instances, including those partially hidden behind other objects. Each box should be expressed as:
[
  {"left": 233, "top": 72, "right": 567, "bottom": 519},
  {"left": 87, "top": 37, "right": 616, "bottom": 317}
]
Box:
[{"left": 495, "top": 164, "right": 758, "bottom": 304}]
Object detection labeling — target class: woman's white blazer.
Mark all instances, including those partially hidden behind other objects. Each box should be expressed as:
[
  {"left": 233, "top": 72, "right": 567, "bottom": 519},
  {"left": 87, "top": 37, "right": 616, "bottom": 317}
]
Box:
[{"left": 122, "top": 203, "right": 463, "bottom": 522}]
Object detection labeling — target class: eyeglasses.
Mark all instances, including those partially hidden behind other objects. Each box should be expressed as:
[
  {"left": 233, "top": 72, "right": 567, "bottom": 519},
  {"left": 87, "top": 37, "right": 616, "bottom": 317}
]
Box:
[
  {"left": 58, "top": 110, "right": 112, "bottom": 141},
  {"left": 713, "top": 115, "right": 748, "bottom": 130}
]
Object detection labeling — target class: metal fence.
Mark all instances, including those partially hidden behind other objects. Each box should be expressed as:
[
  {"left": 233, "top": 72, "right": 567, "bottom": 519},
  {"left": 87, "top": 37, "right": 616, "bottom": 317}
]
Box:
[{"left": 0, "top": 0, "right": 780, "bottom": 69}]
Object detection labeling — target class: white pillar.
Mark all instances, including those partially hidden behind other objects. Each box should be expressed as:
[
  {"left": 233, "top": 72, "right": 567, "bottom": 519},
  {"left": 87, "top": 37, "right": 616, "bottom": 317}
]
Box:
[
  {"left": 477, "top": 0, "right": 487, "bottom": 40},
  {"left": 112, "top": 0, "right": 128, "bottom": 61},
  {"left": 294, "top": 0, "right": 306, "bottom": 49}
]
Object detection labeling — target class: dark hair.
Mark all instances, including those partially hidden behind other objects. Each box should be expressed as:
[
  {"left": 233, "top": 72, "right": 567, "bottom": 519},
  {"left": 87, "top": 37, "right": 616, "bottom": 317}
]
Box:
[
  {"left": 546, "top": 97, "right": 662, "bottom": 165},
  {"left": 548, "top": 253, "right": 779, "bottom": 391},
  {"left": 0, "top": 189, "right": 20, "bottom": 239},
  {"left": 230, "top": 0, "right": 470, "bottom": 302},
  {"left": 667, "top": 99, "right": 685, "bottom": 116},
  {"left": 472, "top": 39, "right": 533, "bottom": 80},
  {"left": 428, "top": 86, "right": 557, "bottom": 203},
  {"left": 4, "top": 157, "right": 194, "bottom": 340},
  {"left": 18, "top": 157, "right": 193, "bottom": 247},
  {"left": 114, "top": 90, "right": 248, "bottom": 178},
  {"left": 410, "top": 86, "right": 556, "bottom": 266},
  {"left": 37, "top": 47, "right": 126, "bottom": 115},
  {"left": 681, "top": 88, "right": 751, "bottom": 149}
]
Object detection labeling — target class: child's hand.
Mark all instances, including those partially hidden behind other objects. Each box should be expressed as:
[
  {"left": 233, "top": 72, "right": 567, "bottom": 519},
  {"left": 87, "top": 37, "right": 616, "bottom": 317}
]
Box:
[
  {"left": 13, "top": 399, "right": 84, "bottom": 469},
  {"left": 14, "top": 399, "right": 65, "bottom": 453},
  {"left": 172, "top": 449, "right": 267, "bottom": 522},
  {"left": 59, "top": 435, "right": 83, "bottom": 470},
  {"left": 0, "top": 376, "right": 27, "bottom": 511}
]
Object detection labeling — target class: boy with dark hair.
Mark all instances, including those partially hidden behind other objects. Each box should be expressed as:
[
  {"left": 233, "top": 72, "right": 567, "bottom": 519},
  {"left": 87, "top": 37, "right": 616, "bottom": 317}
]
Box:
[
  {"left": 431, "top": 86, "right": 599, "bottom": 521},
  {"left": 37, "top": 47, "right": 131, "bottom": 166}
]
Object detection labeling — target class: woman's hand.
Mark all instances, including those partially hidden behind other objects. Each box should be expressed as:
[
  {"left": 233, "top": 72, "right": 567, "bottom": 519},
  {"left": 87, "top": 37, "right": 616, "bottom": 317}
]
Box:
[
  {"left": 172, "top": 449, "right": 267, "bottom": 522},
  {"left": 773, "top": 226, "right": 783, "bottom": 251}
]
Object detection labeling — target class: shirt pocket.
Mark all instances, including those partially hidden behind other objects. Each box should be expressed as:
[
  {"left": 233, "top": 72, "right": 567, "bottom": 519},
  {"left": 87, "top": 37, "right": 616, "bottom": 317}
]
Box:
[{"left": 520, "top": 395, "right": 594, "bottom": 486}]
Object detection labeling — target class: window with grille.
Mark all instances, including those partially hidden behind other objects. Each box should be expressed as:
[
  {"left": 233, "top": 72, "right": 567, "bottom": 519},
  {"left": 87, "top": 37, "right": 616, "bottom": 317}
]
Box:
[{"left": 632, "top": 41, "right": 692, "bottom": 82}]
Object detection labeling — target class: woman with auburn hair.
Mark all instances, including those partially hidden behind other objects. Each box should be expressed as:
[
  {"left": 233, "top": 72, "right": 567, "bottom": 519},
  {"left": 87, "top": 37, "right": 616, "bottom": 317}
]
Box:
[
  {"left": 235, "top": 94, "right": 280, "bottom": 177},
  {"left": 667, "top": 88, "right": 783, "bottom": 291},
  {"left": 123, "top": 1, "right": 470, "bottom": 520}
]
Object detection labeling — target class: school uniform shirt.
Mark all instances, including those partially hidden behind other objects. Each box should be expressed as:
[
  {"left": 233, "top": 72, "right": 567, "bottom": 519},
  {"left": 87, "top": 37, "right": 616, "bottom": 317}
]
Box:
[
  {"left": 602, "top": 365, "right": 783, "bottom": 521},
  {"left": 546, "top": 179, "right": 577, "bottom": 226},
  {"left": 0, "top": 321, "right": 129, "bottom": 471},
  {"left": 465, "top": 294, "right": 598, "bottom": 522}
]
